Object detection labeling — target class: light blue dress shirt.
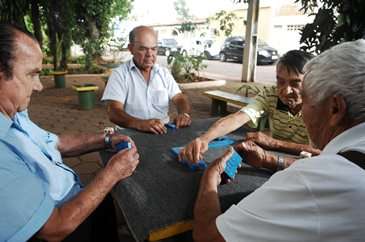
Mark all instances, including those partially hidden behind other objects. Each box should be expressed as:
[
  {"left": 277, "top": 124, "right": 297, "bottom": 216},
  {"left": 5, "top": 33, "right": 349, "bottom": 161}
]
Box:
[{"left": 0, "top": 110, "right": 82, "bottom": 241}]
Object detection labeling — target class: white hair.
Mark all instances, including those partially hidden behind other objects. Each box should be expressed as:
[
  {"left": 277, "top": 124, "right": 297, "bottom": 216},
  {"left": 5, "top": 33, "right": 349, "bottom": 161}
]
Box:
[{"left": 303, "top": 39, "right": 365, "bottom": 123}]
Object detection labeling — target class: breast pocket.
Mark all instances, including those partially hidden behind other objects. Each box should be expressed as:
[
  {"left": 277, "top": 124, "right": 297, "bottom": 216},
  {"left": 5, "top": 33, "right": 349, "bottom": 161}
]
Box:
[{"left": 150, "top": 89, "right": 169, "bottom": 113}]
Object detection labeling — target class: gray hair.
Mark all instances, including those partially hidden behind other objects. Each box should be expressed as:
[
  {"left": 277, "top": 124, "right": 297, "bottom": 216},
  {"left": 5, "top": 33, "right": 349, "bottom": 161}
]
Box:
[
  {"left": 303, "top": 39, "right": 365, "bottom": 123},
  {"left": 128, "top": 25, "right": 156, "bottom": 44}
]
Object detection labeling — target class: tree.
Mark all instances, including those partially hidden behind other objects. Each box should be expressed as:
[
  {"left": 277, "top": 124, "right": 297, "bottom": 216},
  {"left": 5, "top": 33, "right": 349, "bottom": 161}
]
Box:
[
  {"left": 73, "top": 0, "right": 132, "bottom": 70},
  {"left": 297, "top": 0, "right": 365, "bottom": 54},
  {"left": 209, "top": 10, "right": 238, "bottom": 37},
  {"left": 0, "top": 0, "right": 132, "bottom": 71},
  {"left": 0, "top": 0, "right": 29, "bottom": 28},
  {"left": 174, "top": 0, "right": 197, "bottom": 33}
]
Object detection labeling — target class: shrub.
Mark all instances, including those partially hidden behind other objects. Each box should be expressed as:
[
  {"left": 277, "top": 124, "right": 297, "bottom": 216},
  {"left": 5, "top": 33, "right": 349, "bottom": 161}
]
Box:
[{"left": 167, "top": 52, "right": 207, "bottom": 83}]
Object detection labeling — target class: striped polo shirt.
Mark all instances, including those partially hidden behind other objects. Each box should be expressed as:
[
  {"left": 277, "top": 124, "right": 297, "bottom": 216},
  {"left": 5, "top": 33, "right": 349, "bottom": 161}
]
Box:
[{"left": 240, "top": 86, "right": 309, "bottom": 144}]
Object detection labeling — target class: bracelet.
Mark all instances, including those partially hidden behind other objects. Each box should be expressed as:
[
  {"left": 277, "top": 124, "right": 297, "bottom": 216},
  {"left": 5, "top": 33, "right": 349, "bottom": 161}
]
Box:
[
  {"left": 276, "top": 155, "right": 285, "bottom": 171},
  {"left": 104, "top": 133, "right": 113, "bottom": 149}
]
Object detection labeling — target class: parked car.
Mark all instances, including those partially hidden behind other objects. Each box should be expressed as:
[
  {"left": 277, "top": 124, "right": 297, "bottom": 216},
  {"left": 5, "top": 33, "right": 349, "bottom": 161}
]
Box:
[
  {"left": 180, "top": 38, "right": 221, "bottom": 60},
  {"left": 157, "top": 38, "right": 180, "bottom": 56},
  {"left": 201, "top": 39, "right": 221, "bottom": 60},
  {"left": 219, "top": 36, "right": 279, "bottom": 64}
]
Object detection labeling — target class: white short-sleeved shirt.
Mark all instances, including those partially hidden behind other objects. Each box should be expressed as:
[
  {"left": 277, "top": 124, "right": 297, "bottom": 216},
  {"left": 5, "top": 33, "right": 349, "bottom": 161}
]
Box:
[
  {"left": 102, "top": 59, "right": 181, "bottom": 121},
  {"left": 217, "top": 122, "right": 365, "bottom": 242}
]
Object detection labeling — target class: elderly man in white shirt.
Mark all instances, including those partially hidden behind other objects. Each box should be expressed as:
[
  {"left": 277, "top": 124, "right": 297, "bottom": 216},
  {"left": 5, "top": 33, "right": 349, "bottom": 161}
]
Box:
[
  {"left": 102, "top": 26, "right": 191, "bottom": 134},
  {"left": 193, "top": 39, "right": 365, "bottom": 242}
]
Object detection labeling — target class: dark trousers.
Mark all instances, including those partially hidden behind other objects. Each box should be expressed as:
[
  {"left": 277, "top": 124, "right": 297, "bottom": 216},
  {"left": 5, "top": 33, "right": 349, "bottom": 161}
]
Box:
[{"left": 30, "top": 194, "right": 119, "bottom": 242}]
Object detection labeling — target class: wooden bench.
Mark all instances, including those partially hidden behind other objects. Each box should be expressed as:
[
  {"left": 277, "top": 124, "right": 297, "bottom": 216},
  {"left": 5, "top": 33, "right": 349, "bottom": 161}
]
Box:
[
  {"left": 203, "top": 90, "right": 268, "bottom": 131},
  {"left": 203, "top": 90, "right": 255, "bottom": 115}
]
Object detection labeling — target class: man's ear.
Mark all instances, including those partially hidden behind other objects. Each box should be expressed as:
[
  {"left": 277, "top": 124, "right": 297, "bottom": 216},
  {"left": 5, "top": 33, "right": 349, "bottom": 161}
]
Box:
[
  {"left": 127, "top": 43, "right": 133, "bottom": 53},
  {"left": 329, "top": 95, "right": 347, "bottom": 127},
  {"left": 0, "top": 71, "right": 5, "bottom": 82}
]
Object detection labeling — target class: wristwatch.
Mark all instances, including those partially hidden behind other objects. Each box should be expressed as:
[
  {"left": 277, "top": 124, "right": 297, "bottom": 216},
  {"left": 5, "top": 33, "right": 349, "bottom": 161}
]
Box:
[
  {"left": 104, "top": 133, "right": 113, "bottom": 149},
  {"left": 276, "top": 155, "right": 285, "bottom": 171}
]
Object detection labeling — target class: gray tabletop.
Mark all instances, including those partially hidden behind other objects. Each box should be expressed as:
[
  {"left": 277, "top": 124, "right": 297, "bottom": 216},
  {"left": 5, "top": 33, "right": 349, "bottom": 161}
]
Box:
[{"left": 100, "top": 118, "right": 272, "bottom": 242}]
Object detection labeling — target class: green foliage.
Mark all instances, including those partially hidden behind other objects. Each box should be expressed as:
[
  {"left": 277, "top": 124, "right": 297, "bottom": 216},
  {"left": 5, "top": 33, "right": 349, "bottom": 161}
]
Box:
[
  {"left": 0, "top": 0, "right": 131, "bottom": 72},
  {"left": 167, "top": 53, "right": 207, "bottom": 83},
  {"left": 73, "top": 0, "right": 132, "bottom": 71},
  {"left": 296, "top": 0, "right": 365, "bottom": 53},
  {"left": 40, "top": 68, "right": 52, "bottom": 76},
  {"left": 174, "top": 0, "right": 192, "bottom": 20},
  {"left": 209, "top": 10, "right": 238, "bottom": 37},
  {"left": 178, "top": 22, "right": 197, "bottom": 33},
  {"left": 173, "top": 0, "right": 197, "bottom": 34},
  {"left": 69, "top": 56, "right": 86, "bottom": 65}
]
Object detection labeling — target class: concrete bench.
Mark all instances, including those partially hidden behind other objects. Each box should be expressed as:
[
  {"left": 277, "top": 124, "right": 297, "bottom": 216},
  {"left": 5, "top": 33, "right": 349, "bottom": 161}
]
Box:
[
  {"left": 203, "top": 90, "right": 268, "bottom": 131},
  {"left": 203, "top": 90, "right": 255, "bottom": 115}
]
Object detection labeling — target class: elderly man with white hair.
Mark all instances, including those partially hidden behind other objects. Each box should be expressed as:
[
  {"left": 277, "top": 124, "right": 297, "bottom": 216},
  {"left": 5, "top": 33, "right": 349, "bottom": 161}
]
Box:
[{"left": 193, "top": 39, "right": 365, "bottom": 242}]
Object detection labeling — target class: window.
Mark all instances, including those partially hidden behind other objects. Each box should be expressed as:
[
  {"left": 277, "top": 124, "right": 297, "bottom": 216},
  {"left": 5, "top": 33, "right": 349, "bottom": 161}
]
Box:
[{"left": 287, "top": 24, "right": 304, "bottom": 31}]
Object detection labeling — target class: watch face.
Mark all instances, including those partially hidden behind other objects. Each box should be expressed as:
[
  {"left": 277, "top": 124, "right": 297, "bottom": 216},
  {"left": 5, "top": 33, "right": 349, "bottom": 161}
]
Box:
[{"left": 104, "top": 134, "right": 113, "bottom": 149}]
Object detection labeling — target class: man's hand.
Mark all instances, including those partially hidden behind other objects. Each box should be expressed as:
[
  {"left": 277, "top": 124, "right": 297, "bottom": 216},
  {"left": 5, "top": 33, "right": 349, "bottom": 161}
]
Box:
[
  {"left": 179, "top": 137, "right": 209, "bottom": 163},
  {"left": 106, "top": 145, "right": 139, "bottom": 181},
  {"left": 109, "top": 134, "right": 134, "bottom": 148},
  {"left": 245, "top": 132, "right": 278, "bottom": 150},
  {"left": 137, "top": 119, "right": 167, "bottom": 134},
  {"left": 203, "top": 148, "right": 234, "bottom": 187},
  {"left": 234, "top": 141, "right": 268, "bottom": 169},
  {"left": 174, "top": 113, "right": 192, "bottom": 128}
]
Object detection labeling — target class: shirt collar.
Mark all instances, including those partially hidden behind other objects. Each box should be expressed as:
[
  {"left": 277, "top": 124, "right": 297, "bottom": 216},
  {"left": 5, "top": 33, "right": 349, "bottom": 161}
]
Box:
[
  {"left": 0, "top": 112, "right": 14, "bottom": 139},
  {"left": 128, "top": 59, "right": 159, "bottom": 73},
  {"left": 322, "top": 122, "right": 365, "bottom": 154}
]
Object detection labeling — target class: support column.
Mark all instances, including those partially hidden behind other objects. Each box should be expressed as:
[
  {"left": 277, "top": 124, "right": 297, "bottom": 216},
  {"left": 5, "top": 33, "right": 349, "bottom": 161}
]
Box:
[{"left": 241, "top": 0, "right": 260, "bottom": 83}]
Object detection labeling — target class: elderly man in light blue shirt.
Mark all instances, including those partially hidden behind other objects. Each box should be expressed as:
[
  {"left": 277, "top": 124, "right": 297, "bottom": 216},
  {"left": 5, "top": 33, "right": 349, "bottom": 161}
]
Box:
[
  {"left": 102, "top": 25, "right": 192, "bottom": 134},
  {"left": 0, "top": 24, "right": 140, "bottom": 242}
]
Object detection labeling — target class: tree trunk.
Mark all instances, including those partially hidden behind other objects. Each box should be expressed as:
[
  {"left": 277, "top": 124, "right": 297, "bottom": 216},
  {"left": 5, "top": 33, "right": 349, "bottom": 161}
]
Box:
[
  {"left": 30, "top": 0, "right": 43, "bottom": 46},
  {"left": 60, "top": 33, "right": 69, "bottom": 70},
  {"left": 47, "top": 0, "right": 58, "bottom": 70}
]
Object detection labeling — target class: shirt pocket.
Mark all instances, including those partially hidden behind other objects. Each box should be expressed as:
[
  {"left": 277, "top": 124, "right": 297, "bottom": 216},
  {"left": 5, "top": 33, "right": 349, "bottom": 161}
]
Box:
[{"left": 150, "top": 89, "right": 169, "bottom": 107}]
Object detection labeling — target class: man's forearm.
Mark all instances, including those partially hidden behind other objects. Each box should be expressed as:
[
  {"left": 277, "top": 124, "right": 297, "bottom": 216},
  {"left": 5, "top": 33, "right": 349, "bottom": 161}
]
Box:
[
  {"left": 37, "top": 167, "right": 118, "bottom": 241},
  {"left": 262, "top": 152, "right": 296, "bottom": 170},
  {"left": 202, "top": 112, "right": 250, "bottom": 142},
  {"left": 269, "top": 139, "right": 320, "bottom": 156},
  {"left": 58, "top": 133, "right": 105, "bottom": 157},
  {"left": 193, "top": 175, "right": 224, "bottom": 242},
  {"left": 109, "top": 108, "right": 144, "bottom": 130},
  {"left": 174, "top": 93, "right": 191, "bottom": 114}
]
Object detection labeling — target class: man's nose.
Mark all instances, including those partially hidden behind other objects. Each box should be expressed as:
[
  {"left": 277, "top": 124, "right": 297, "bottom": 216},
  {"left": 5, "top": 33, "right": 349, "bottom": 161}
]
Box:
[
  {"left": 146, "top": 49, "right": 153, "bottom": 56},
  {"left": 33, "top": 79, "right": 43, "bottom": 92},
  {"left": 285, "top": 85, "right": 294, "bottom": 94}
]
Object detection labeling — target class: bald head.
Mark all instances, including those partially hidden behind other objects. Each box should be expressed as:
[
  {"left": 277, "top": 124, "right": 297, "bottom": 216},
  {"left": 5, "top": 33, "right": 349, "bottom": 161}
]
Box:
[{"left": 129, "top": 26, "right": 157, "bottom": 44}]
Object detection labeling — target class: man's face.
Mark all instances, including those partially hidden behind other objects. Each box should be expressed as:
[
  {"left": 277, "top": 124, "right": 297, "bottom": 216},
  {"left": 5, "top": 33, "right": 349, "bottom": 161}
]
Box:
[
  {"left": 7, "top": 35, "right": 43, "bottom": 112},
  {"left": 301, "top": 90, "right": 332, "bottom": 149},
  {"left": 128, "top": 29, "right": 157, "bottom": 71},
  {"left": 276, "top": 63, "right": 304, "bottom": 110}
]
